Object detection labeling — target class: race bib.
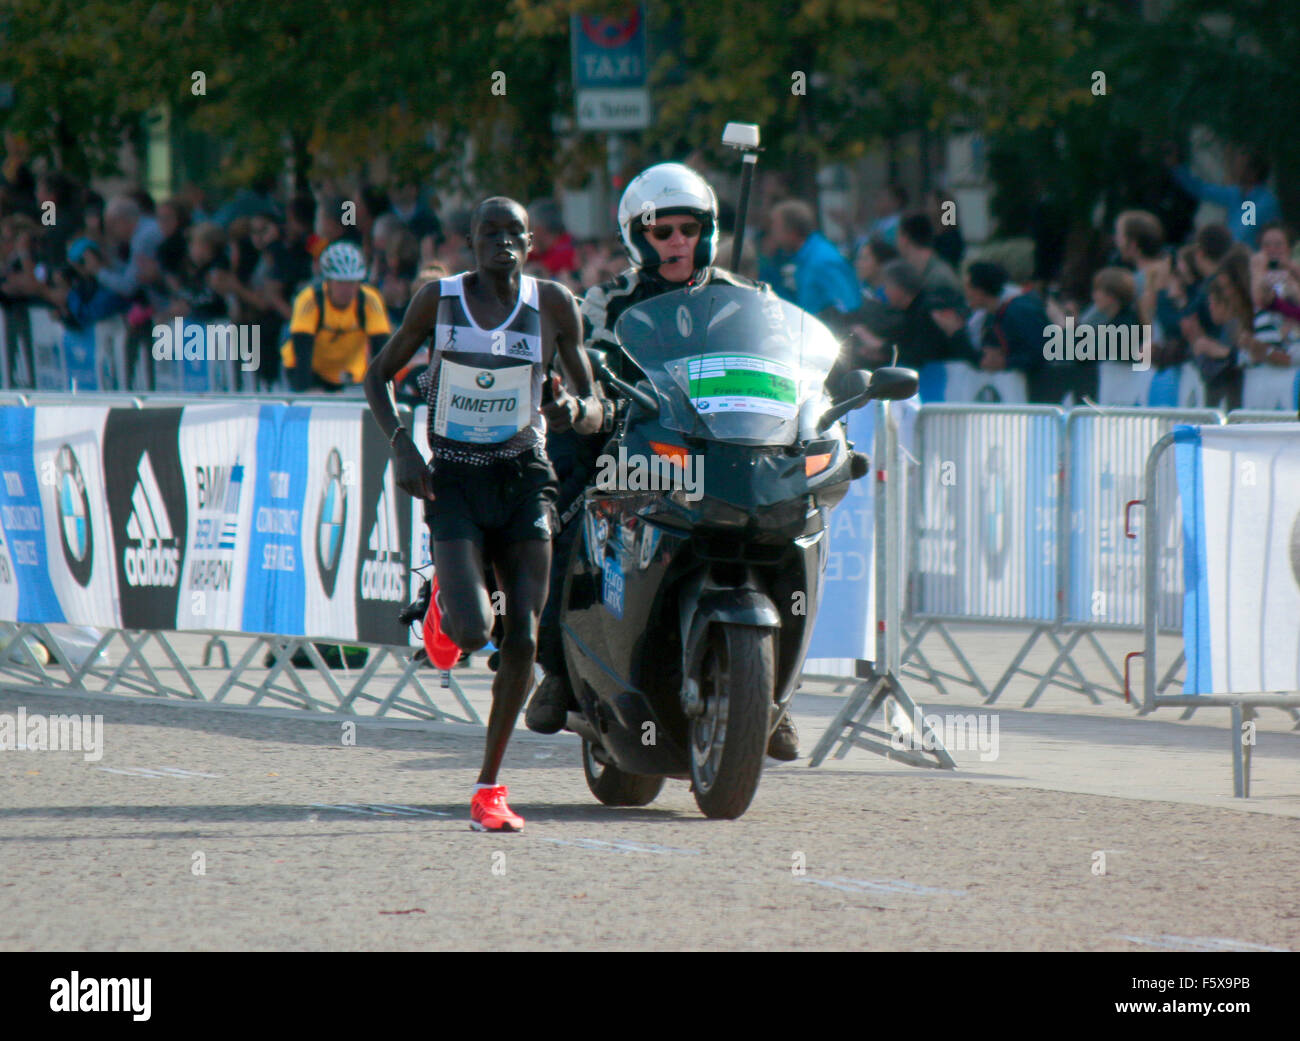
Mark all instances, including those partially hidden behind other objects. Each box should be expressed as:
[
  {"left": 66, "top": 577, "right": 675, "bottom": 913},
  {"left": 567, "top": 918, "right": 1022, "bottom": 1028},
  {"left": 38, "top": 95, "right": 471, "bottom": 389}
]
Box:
[
  {"left": 685, "top": 355, "right": 797, "bottom": 419},
  {"left": 433, "top": 357, "right": 531, "bottom": 444}
]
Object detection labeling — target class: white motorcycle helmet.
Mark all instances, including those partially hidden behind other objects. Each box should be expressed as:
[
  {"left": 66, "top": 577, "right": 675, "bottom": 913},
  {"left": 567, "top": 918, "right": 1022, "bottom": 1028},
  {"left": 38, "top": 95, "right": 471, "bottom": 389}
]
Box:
[{"left": 617, "top": 162, "right": 718, "bottom": 273}]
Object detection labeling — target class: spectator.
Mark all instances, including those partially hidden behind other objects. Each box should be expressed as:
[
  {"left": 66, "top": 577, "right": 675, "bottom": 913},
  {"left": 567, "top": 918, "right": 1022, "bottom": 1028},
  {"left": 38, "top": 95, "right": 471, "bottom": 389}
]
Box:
[
  {"left": 156, "top": 198, "right": 191, "bottom": 279},
  {"left": 897, "top": 210, "right": 961, "bottom": 293},
  {"left": 1150, "top": 243, "right": 1199, "bottom": 368},
  {"left": 97, "top": 194, "right": 163, "bottom": 301},
  {"left": 766, "top": 199, "right": 861, "bottom": 317},
  {"left": 527, "top": 199, "right": 577, "bottom": 279},
  {"left": 1088, "top": 266, "right": 1141, "bottom": 331},
  {"left": 1168, "top": 145, "right": 1279, "bottom": 248},
  {"left": 1245, "top": 259, "right": 1300, "bottom": 368},
  {"left": 390, "top": 179, "right": 445, "bottom": 250},
  {"left": 0, "top": 214, "right": 43, "bottom": 305},
  {"left": 1254, "top": 221, "right": 1300, "bottom": 283},
  {"left": 35, "top": 170, "right": 83, "bottom": 264},
  {"left": 963, "top": 259, "right": 1061, "bottom": 401},
  {"left": 58, "top": 238, "right": 130, "bottom": 328},
  {"left": 926, "top": 190, "right": 965, "bottom": 270},
  {"left": 209, "top": 213, "right": 304, "bottom": 386},
  {"left": 849, "top": 258, "right": 970, "bottom": 371},
  {"left": 1191, "top": 246, "right": 1253, "bottom": 409},
  {"left": 1182, "top": 223, "right": 1236, "bottom": 343},
  {"left": 370, "top": 217, "right": 418, "bottom": 325},
  {"left": 864, "top": 184, "right": 907, "bottom": 248},
  {"left": 160, "top": 221, "right": 230, "bottom": 323},
  {"left": 1114, "top": 209, "right": 1166, "bottom": 322},
  {"left": 854, "top": 237, "right": 899, "bottom": 301}
]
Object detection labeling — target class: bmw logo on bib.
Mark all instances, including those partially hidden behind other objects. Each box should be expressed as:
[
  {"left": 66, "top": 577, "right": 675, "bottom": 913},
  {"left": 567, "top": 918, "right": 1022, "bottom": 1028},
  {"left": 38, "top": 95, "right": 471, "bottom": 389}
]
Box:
[{"left": 476, "top": 371, "right": 495, "bottom": 389}]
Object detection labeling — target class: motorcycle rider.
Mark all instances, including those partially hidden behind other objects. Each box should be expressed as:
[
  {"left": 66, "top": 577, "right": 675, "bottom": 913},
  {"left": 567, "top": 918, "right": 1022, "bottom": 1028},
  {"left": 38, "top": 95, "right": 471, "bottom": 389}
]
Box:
[{"left": 524, "top": 162, "right": 801, "bottom": 761}]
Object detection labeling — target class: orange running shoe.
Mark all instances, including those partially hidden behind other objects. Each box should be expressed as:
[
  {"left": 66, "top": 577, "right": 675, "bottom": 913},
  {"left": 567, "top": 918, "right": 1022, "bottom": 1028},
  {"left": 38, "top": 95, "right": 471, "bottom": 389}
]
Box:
[
  {"left": 470, "top": 785, "right": 525, "bottom": 832},
  {"left": 422, "top": 576, "right": 461, "bottom": 670}
]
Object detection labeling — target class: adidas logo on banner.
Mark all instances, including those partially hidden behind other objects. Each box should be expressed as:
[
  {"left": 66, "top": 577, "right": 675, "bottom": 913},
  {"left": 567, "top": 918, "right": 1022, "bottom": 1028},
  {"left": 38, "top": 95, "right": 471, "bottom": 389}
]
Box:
[
  {"left": 360, "top": 462, "right": 404, "bottom": 602},
  {"left": 123, "top": 453, "right": 180, "bottom": 587}
]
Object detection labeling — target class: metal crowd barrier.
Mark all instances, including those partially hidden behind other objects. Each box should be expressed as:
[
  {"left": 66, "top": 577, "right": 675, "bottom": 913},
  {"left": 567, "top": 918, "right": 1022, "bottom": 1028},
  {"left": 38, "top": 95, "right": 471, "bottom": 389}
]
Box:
[
  {"left": 903, "top": 404, "right": 1063, "bottom": 702},
  {"left": 901, "top": 403, "right": 1250, "bottom": 708},
  {"left": 1133, "top": 424, "right": 1300, "bottom": 795}
]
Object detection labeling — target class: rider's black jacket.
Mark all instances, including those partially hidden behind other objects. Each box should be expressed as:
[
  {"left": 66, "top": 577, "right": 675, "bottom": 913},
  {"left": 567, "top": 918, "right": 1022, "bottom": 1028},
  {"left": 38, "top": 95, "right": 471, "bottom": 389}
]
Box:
[{"left": 580, "top": 265, "right": 757, "bottom": 382}]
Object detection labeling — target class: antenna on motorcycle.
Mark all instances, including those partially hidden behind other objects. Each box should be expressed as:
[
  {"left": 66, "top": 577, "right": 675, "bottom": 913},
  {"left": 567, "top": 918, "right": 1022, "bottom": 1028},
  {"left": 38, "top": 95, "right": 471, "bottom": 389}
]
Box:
[{"left": 721, "top": 123, "right": 761, "bottom": 271}]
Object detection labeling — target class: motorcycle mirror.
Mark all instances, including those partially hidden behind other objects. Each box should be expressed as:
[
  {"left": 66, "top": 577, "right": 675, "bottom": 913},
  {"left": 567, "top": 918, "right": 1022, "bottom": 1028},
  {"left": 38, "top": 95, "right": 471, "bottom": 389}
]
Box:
[
  {"left": 816, "top": 369, "right": 872, "bottom": 432},
  {"left": 584, "top": 345, "right": 660, "bottom": 417},
  {"left": 866, "top": 366, "right": 920, "bottom": 401}
]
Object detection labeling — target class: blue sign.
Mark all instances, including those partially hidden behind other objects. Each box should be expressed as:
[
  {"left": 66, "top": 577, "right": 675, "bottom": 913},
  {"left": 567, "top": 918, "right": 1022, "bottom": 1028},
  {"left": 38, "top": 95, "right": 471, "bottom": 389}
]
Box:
[{"left": 571, "top": 5, "right": 647, "bottom": 89}]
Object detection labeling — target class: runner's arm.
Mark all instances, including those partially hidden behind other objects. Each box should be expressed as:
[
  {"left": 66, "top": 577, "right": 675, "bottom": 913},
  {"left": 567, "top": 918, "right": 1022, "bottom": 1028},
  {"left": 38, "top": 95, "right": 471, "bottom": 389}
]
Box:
[
  {"left": 364, "top": 281, "right": 441, "bottom": 499},
  {"left": 543, "top": 281, "right": 603, "bottom": 436}
]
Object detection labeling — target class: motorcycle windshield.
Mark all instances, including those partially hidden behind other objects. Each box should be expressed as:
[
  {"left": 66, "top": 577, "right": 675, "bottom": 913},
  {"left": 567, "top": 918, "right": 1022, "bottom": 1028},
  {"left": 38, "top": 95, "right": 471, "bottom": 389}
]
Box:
[{"left": 613, "top": 284, "right": 841, "bottom": 445}]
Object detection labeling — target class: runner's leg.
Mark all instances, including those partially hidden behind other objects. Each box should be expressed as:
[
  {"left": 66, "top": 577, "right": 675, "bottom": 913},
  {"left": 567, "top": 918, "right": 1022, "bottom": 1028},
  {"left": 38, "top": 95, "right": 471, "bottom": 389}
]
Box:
[
  {"left": 431, "top": 539, "right": 494, "bottom": 653},
  {"left": 477, "top": 537, "right": 551, "bottom": 785}
]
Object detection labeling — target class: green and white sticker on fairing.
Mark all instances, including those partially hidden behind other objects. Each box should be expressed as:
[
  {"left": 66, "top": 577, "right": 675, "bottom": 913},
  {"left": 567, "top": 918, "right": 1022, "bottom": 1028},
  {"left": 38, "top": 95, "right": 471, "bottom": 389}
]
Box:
[{"left": 685, "top": 355, "right": 798, "bottom": 418}]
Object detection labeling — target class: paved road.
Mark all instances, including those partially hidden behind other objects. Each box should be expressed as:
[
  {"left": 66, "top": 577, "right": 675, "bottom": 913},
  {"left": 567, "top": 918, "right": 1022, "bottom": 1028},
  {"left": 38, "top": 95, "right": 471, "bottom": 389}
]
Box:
[{"left": 3, "top": 656, "right": 1298, "bottom": 950}]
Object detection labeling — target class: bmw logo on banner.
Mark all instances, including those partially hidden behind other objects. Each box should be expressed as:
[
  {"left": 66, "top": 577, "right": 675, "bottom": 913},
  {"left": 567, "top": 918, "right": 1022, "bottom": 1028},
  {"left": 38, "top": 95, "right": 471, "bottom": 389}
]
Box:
[
  {"left": 56, "top": 444, "right": 93, "bottom": 587},
  {"left": 316, "top": 447, "right": 347, "bottom": 597}
]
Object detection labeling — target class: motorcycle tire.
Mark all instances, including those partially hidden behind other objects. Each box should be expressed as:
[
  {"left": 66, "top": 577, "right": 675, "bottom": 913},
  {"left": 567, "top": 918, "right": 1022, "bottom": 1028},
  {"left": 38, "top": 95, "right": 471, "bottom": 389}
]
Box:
[
  {"left": 582, "top": 739, "right": 665, "bottom": 807},
  {"left": 689, "top": 623, "right": 775, "bottom": 820}
]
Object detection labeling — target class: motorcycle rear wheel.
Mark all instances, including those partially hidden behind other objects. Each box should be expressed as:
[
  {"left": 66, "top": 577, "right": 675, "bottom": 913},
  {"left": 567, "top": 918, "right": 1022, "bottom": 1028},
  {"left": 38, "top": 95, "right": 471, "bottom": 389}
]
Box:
[
  {"left": 689, "top": 623, "right": 775, "bottom": 819},
  {"left": 582, "top": 740, "right": 665, "bottom": 807}
]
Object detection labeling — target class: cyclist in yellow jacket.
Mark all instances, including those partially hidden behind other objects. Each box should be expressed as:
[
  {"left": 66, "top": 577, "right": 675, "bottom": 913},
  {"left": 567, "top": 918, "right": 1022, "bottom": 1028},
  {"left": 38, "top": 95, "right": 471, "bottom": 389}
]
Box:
[{"left": 282, "top": 241, "right": 391, "bottom": 391}]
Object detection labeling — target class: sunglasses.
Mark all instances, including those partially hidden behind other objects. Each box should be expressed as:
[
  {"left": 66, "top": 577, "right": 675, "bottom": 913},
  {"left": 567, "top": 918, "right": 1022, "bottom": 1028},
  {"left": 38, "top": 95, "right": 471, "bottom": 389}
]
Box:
[{"left": 648, "top": 222, "right": 702, "bottom": 242}]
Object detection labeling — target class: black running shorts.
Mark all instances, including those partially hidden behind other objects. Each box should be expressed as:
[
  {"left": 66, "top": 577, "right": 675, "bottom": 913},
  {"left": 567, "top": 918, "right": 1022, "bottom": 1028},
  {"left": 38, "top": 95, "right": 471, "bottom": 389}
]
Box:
[{"left": 424, "top": 446, "right": 559, "bottom": 552}]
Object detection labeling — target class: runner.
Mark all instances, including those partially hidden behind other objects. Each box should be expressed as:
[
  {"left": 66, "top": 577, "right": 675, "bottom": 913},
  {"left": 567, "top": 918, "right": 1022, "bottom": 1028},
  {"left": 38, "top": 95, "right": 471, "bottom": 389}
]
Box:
[
  {"left": 523, "top": 162, "right": 801, "bottom": 761},
  {"left": 364, "top": 196, "right": 603, "bottom": 832}
]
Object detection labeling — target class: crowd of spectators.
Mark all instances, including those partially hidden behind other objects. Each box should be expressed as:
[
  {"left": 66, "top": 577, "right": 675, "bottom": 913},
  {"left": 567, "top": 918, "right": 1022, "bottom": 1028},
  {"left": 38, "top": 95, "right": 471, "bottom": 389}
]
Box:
[
  {"left": 815, "top": 145, "right": 1296, "bottom": 411},
  {"left": 2, "top": 131, "right": 1296, "bottom": 409}
]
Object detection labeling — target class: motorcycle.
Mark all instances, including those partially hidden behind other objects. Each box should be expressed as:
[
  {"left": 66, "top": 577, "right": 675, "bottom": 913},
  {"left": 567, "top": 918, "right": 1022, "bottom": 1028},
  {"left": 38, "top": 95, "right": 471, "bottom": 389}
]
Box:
[{"left": 558, "top": 280, "right": 917, "bottom": 818}]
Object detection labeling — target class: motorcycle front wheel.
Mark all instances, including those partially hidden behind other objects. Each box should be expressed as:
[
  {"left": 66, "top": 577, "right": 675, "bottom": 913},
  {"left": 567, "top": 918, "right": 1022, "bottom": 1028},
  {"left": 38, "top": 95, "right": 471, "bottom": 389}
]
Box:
[
  {"left": 689, "top": 623, "right": 775, "bottom": 819},
  {"left": 582, "top": 739, "right": 665, "bottom": 807}
]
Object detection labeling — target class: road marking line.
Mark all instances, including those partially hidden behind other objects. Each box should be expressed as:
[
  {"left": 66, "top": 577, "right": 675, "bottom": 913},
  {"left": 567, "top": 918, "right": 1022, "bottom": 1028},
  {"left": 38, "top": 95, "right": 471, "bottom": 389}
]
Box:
[
  {"left": 309, "top": 803, "right": 451, "bottom": 818},
  {"left": 797, "top": 876, "right": 967, "bottom": 897},
  {"left": 538, "top": 837, "right": 701, "bottom": 856},
  {"left": 1117, "top": 934, "right": 1289, "bottom": 952},
  {"left": 96, "top": 766, "right": 222, "bottom": 779}
]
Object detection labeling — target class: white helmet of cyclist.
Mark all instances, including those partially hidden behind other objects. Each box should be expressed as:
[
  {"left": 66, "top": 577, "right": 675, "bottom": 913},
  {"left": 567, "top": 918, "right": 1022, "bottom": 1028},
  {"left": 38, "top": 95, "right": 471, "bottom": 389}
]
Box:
[
  {"left": 320, "top": 241, "right": 367, "bottom": 282},
  {"left": 617, "top": 162, "right": 718, "bottom": 272}
]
